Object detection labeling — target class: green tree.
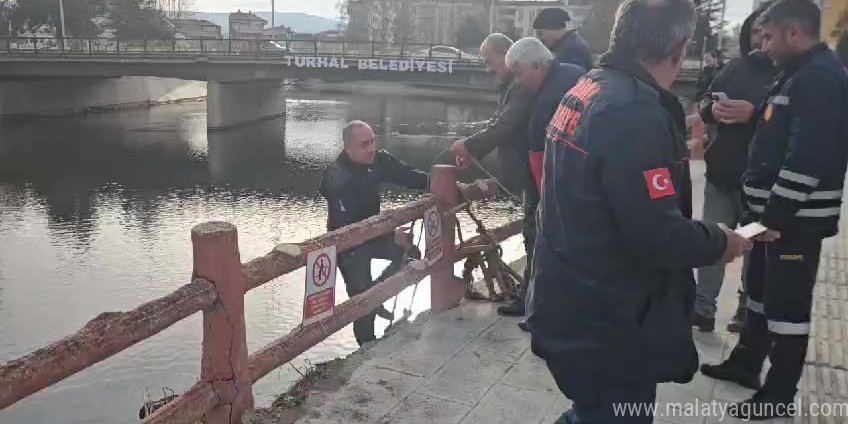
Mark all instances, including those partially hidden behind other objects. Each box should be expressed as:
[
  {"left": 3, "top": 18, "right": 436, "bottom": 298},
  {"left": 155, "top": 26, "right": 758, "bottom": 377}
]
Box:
[
  {"left": 580, "top": 0, "right": 621, "bottom": 53},
  {"left": 8, "top": 0, "right": 104, "bottom": 37},
  {"left": 107, "top": 0, "right": 170, "bottom": 38}
]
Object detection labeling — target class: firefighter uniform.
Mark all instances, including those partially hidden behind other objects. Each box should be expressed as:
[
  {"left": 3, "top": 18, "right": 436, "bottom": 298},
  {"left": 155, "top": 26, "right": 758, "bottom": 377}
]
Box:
[
  {"left": 527, "top": 51, "right": 728, "bottom": 423},
  {"left": 706, "top": 43, "right": 848, "bottom": 408}
]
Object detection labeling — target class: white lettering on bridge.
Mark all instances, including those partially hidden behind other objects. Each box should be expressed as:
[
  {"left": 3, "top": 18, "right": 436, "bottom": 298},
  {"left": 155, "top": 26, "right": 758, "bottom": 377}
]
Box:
[{"left": 283, "top": 56, "right": 455, "bottom": 74}]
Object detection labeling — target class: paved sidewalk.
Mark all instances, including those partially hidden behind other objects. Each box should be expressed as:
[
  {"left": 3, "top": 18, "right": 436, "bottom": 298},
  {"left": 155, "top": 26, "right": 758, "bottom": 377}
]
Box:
[{"left": 270, "top": 162, "right": 848, "bottom": 424}]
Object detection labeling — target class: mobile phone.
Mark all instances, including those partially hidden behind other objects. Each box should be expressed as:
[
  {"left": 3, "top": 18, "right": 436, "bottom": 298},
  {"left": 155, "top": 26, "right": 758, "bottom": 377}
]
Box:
[
  {"left": 711, "top": 92, "right": 729, "bottom": 101},
  {"left": 735, "top": 222, "right": 768, "bottom": 239}
]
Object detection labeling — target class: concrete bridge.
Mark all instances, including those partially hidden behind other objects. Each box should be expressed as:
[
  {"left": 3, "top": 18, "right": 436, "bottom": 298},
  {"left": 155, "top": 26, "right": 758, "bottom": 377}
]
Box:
[{"left": 0, "top": 37, "right": 700, "bottom": 129}]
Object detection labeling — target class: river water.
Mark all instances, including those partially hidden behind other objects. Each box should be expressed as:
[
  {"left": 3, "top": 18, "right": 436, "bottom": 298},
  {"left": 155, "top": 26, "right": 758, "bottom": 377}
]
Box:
[{"left": 0, "top": 93, "right": 525, "bottom": 424}]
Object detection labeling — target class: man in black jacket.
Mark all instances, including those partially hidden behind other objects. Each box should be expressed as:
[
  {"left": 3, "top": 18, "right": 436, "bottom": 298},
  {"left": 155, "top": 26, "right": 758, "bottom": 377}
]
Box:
[
  {"left": 700, "top": 1, "right": 848, "bottom": 419},
  {"left": 450, "top": 33, "right": 538, "bottom": 317},
  {"left": 319, "top": 121, "right": 428, "bottom": 346},
  {"left": 528, "top": 0, "right": 751, "bottom": 422},
  {"left": 532, "top": 8, "right": 594, "bottom": 72},
  {"left": 451, "top": 33, "right": 533, "bottom": 194},
  {"left": 693, "top": 4, "right": 778, "bottom": 334}
]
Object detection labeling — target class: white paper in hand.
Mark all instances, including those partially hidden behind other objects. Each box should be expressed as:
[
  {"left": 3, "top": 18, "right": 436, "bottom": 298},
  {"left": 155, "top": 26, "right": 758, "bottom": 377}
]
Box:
[{"left": 735, "top": 222, "right": 768, "bottom": 239}]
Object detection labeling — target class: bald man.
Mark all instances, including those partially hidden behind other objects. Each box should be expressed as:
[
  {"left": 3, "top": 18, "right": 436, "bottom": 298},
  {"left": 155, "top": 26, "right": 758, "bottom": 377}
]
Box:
[{"left": 319, "top": 121, "right": 428, "bottom": 346}]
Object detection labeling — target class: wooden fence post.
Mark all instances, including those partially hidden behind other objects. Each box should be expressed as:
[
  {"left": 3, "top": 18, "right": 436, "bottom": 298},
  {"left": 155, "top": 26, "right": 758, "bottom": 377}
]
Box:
[
  {"left": 191, "top": 222, "right": 253, "bottom": 424},
  {"left": 429, "top": 165, "right": 466, "bottom": 312}
]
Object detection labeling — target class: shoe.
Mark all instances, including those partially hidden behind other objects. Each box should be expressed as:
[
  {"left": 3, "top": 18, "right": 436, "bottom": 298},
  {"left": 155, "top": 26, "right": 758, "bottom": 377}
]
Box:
[
  {"left": 376, "top": 306, "right": 394, "bottom": 321},
  {"left": 727, "top": 392, "right": 797, "bottom": 420},
  {"left": 700, "top": 361, "right": 761, "bottom": 390},
  {"left": 497, "top": 300, "right": 525, "bottom": 317},
  {"left": 518, "top": 321, "right": 528, "bottom": 332},
  {"left": 727, "top": 291, "right": 747, "bottom": 333},
  {"left": 692, "top": 313, "right": 715, "bottom": 332},
  {"left": 727, "top": 309, "right": 746, "bottom": 333}
]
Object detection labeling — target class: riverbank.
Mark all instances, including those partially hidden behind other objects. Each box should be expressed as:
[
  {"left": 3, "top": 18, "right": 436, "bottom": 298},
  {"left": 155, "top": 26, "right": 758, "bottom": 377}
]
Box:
[{"left": 0, "top": 77, "right": 207, "bottom": 118}]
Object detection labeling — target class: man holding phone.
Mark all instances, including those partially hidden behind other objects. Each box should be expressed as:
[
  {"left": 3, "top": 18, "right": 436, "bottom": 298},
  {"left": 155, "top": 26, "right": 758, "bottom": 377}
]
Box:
[{"left": 691, "top": 3, "right": 778, "bottom": 334}]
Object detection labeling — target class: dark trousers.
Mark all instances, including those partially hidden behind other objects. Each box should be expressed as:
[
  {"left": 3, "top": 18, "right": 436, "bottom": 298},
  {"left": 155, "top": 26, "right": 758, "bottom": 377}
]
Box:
[
  {"left": 516, "top": 205, "right": 537, "bottom": 309},
  {"left": 338, "top": 235, "right": 404, "bottom": 346},
  {"left": 730, "top": 238, "right": 821, "bottom": 401},
  {"left": 547, "top": 359, "right": 657, "bottom": 424}
]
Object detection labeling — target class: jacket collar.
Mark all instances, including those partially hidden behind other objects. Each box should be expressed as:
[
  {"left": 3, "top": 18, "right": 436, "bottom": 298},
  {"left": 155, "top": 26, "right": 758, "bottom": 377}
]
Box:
[
  {"left": 540, "top": 62, "right": 560, "bottom": 90},
  {"left": 553, "top": 30, "right": 579, "bottom": 51},
  {"left": 500, "top": 73, "right": 515, "bottom": 91},
  {"left": 782, "top": 42, "right": 828, "bottom": 76},
  {"left": 337, "top": 151, "right": 371, "bottom": 171},
  {"left": 599, "top": 50, "right": 685, "bottom": 133}
]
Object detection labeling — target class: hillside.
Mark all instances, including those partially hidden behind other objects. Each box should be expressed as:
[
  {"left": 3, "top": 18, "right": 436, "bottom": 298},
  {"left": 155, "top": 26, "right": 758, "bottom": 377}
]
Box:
[{"left": 188, "top": 12, "right": 339, "bottom": 36}]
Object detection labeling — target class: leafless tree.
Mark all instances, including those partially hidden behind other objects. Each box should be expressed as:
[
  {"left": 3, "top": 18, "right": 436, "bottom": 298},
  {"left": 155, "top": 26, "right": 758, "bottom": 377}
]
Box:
[{"left": 156, "top": 0, "right": 194, "bottom": 19}]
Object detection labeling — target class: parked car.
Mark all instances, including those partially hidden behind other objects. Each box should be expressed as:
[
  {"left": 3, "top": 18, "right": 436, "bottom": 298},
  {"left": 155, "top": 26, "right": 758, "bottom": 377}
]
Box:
[{"left": 411, "top": 45, "right": 479, "bottom": 60}]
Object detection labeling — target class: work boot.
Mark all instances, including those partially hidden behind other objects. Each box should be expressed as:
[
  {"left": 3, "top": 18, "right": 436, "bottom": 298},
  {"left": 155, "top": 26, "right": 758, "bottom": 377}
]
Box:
[
  {"left": 517, "top": 321, "right": 529, "bottom": 332},
  {"left": 376, "top": 306, "right": 394, "bottom": 321},
  {"left": 727, "top": 290, "right": 747, "bottom": 333},
  {"left": 497, "top": 299, "right": 525, "bottom": 317},
  {"left": 692, "top": 312, "right": 715, "bottom": 332},
  {"left": 728, "top": 391, "right": 797, "bottom": 421},
  {"left": 700, "top": 348, "right": 762, "bottom": 390}
]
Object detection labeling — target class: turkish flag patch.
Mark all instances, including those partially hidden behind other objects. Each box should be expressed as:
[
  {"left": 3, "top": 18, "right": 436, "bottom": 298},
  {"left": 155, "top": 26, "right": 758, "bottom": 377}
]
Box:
[{"left": 644, "top": 168, "right": 676, "bottom": 199}]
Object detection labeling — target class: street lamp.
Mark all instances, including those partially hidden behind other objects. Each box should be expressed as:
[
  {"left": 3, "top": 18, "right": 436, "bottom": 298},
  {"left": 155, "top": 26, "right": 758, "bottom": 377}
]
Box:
[
  {"left": 58, "top": 0, "right": 66, "bottom": 51},
  {"left": 58, "top": 0, "right": 66, "bottom": 38}
]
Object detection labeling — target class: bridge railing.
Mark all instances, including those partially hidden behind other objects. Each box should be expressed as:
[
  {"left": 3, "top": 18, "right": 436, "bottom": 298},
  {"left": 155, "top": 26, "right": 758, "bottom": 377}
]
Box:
[
  {"left": 0, "top": 36, "right": 485, "bottom": 63},
  {"left": 0, "top": 165, "right": 521, "bottom": 424}
]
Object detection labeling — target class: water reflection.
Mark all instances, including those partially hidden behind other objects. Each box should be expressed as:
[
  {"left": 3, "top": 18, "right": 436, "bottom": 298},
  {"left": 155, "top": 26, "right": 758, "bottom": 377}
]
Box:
[{"left": 0, "top": 93, "right": 522, "bottom": 424}]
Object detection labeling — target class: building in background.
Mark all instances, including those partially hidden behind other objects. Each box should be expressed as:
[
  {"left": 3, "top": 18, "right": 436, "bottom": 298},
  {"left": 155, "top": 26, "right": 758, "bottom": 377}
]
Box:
[
  {"left": 229, "top": 10, "right": 267, "bottom": 39},
  {"left": 263, "top": 24, "right": 294, "bottom": 40},
  {"left": 492, "top": 0, "right": 590, "bottom": 39},
  {"left": 228, "top": 10, "right": 293, "bottom": 40},
  {"left": 170, "top": 18, "right": 222, "bottom": 39},
  {"left": 346, "top": 0, "right": 589, "bottom": 45}
]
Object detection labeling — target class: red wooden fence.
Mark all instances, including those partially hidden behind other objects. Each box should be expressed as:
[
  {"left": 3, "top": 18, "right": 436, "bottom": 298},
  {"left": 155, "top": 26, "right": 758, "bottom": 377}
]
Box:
[{"left": 0, "top": 165, "right": 521, "bottom": 424}]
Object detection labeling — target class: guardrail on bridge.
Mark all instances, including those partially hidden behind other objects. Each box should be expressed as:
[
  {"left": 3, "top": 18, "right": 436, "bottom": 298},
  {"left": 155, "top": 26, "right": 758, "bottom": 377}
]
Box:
[
  {"left": 0, "top": 165, "right": 523, "bottom": 424},
  {"left": 0, "top": 36, "right": 486, "bottom": 63}
]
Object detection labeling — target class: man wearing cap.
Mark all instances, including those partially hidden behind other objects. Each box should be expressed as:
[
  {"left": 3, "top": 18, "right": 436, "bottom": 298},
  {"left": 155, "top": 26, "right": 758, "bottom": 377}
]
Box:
[{"left": 533, "top": 8, "right": 594, "bottom": 72}]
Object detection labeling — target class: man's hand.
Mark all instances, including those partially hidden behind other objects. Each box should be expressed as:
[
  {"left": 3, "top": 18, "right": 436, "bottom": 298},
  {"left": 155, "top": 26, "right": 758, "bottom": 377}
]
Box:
[
  {"left": 712, "top": 100, "right": 755, "bottom": 124},
  {"left": 719, "top": 223, "right": 754, "bottom": 264},
  {"left": 451, "top": 139, "right": 472, "bottom": 170},
  {"left": 753, "top": 229, "right": 781, "bottom": 243}
]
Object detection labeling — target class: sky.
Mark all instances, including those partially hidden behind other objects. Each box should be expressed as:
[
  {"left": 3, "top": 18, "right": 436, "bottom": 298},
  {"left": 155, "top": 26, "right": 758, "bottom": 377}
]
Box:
[{"left": 192, "top": 0, "right": 756, "bottom": 23}]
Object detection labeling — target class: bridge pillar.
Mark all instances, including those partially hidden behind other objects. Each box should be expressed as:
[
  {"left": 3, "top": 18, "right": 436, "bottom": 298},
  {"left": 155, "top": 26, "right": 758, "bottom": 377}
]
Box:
[{"left": 207, "top": 80, "right": 287, "bottom": 130}]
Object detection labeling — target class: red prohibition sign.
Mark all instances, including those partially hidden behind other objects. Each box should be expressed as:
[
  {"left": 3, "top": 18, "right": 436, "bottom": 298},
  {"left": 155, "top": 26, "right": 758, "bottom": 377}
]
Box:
[{"left": 312, "top": 252, "right": 332, "bottom": 287}]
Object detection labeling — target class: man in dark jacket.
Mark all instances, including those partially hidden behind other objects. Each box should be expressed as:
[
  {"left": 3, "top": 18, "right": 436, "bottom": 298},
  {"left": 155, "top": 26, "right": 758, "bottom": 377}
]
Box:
[
  {"left": 503, "top": 37, "right": 585, "bottom": 327},
  {"left": 319, "top": 120, "right": 428, "bottom": 346},
  {"left": 451, "top": 33, "right": 533, "bottom": 194},
  {"left": 700, "top": 1, "right": 848, "bottom": 419},
  {"left": 693, "top": 4, "right": 778, "bottom": 334},
  {"left": 533, "top": 8, "right": 594, "bottom": 72},
  {"left": 527, "top": 0, "right": 751, "bottom": 422},
  {"left": 451, "top": 33, "right": 538, "bottom": 317}
]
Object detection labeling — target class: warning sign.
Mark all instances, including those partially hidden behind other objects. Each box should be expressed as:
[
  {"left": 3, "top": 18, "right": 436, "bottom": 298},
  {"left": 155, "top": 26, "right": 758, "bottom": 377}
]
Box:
[
  {"left": 424, "top": 206, "right": 442, "bottom": 265},
  {"left": 303, "top": 245, "right": 337, "bottom": 325}
]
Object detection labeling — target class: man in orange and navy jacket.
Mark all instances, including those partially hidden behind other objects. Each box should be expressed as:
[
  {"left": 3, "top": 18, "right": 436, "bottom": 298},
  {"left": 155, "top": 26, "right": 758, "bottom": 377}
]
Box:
[{"left": 503, "top": 37, "right": 585, "bottom": 327}]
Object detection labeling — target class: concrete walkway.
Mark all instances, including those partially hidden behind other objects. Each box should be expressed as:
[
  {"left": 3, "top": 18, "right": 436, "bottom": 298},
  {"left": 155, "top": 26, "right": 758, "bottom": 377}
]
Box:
[{"left": 268, "top": 161, "right": 848, "bottom": 424}]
